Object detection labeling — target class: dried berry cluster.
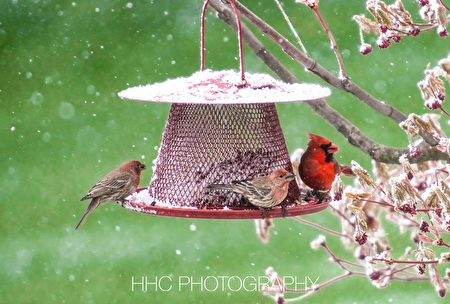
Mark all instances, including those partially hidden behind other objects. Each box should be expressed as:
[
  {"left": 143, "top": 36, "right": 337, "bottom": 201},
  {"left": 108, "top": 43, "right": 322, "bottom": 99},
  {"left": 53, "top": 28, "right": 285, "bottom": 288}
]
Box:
[
  {"left": 418, "top": 53, "right": 450, "bottom": 113},
  {"left": 353, "top": 0, "right": 449, "bottom": 55}
]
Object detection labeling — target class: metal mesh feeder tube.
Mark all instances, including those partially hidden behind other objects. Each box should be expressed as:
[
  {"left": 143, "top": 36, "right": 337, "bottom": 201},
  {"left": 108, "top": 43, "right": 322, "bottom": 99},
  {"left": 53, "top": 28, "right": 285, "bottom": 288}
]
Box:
[{"left": 119, "top": 70, "right": 331, "bottom": 219}]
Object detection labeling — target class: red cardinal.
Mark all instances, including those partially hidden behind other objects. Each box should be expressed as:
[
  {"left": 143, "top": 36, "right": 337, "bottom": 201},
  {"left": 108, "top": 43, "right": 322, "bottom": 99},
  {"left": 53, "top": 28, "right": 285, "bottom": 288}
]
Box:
[
  {"left": 207, "top": 168, "right": 295, "bottom": 209},
  {"left": 76, "top": 160, "right": 146, "bottom": 229},
  {"left": 299, "top": 134, "right": 350, "bottom": 193}
]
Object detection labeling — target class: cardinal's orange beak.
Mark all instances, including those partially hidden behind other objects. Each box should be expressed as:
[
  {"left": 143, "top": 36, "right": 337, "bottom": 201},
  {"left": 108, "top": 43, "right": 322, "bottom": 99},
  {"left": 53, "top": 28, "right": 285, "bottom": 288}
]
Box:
[{"left": 328, "top": 143, "right": 339, "bottom": 153}]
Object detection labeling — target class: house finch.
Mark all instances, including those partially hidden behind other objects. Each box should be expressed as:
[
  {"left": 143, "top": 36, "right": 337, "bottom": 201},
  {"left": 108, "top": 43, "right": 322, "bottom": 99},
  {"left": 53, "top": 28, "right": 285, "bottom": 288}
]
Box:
[
  {"left": 298, "top": 134, "right": 353, "bottom": 197},
  {"left": 206, "top": 168, "right": 295, "bottom": 211},
  {"left": 76, "top": 160, "right": 146, "bottom": 229}
]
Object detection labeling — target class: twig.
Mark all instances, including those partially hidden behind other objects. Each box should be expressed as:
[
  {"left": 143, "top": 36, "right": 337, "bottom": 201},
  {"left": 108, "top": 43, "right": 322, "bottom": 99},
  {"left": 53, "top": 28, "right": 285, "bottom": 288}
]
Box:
[
  {"left": 310, "top": 3, "right": 348, "bottom": 79},
  {"left": 283, "top": 271, "right": 356, "bottom": 293},
  {"left": 273, "top": 0, "right": 308, "bottom": 54},
  {"left": 322, "top": 243, "right": 364, "bottom": 270},
  {"left": 371, "top": 258, "right": 439, "bottom": 265},
  {"left": 371, "top": 196, "right": 421, "bottom": 228},
  {"left": 438, "top": 0, "right": 450, "bottom": 11},
  {"left": 387, "top": 264, "right": 415, "bottom": 277},
  {"left": 281, "top": 243, "right": 366, "bottom": 301},
  {"left": 408, "top": 16, "right": 450, "bottom": 36},
  {"left": 382, "top": 265, "right": 429, "bottom": 283},
  {"left": 391, "top": 275, "right": 430, "bottom": 282},
  {"left": 416, "top": 207, "right": 443, "bottom": 212},
  {"left": 292, "top": 217, "right": 352, "bottom": 240},
  {"left": 437, "top": 239, "right": 450, "bottom": 249},
  {"left": 361, "top": 198, "right": 395, "bottom": 208},
  {"left": 329, "top": 205, "right": 355, "bottom": 227}
]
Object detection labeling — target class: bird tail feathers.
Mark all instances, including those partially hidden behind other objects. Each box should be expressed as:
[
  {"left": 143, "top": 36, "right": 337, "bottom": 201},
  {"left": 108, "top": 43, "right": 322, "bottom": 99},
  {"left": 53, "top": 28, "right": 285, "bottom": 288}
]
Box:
[
  {"left": 206, "top": 184, "right": 234, "bottom": 191},
  {"left": 75, "top": 198, "right": 100, "bottom": 230}
]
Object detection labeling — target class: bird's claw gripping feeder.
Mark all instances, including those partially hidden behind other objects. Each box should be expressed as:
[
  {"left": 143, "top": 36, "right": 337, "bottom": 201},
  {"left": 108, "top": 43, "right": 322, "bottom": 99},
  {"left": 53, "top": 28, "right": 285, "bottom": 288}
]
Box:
[{"left": 119, "top": 0, "right": 331, "bottom": 219}]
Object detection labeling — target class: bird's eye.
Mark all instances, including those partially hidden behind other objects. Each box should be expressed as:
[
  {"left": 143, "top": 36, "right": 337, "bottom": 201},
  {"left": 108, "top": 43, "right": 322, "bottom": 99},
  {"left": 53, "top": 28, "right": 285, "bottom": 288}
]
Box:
[{"left": 320, "top": 143, "right": 331, "bottom": 151}]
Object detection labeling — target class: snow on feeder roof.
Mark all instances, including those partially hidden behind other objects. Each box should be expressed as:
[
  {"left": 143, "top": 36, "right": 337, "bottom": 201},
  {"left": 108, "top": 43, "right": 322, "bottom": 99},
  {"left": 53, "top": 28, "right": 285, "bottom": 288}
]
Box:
[
  {"left": 118, "top": 69, "right": 331, "bottom": 104},
  {"left": 118, "top": 0, "right": 331, "bottom": 219}
]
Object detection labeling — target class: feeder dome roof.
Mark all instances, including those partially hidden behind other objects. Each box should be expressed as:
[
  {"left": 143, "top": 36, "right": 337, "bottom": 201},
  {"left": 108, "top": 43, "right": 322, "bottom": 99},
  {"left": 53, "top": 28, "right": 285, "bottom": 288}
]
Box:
[{"left": 118, "top": 70, "right": 331, "bottom": 104}]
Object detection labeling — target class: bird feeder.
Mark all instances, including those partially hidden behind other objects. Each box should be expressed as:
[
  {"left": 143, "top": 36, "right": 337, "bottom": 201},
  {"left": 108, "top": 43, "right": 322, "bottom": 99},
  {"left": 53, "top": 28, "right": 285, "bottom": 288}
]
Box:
[{"left": 118, "top": 0, "right": 331, "bottom": 219}]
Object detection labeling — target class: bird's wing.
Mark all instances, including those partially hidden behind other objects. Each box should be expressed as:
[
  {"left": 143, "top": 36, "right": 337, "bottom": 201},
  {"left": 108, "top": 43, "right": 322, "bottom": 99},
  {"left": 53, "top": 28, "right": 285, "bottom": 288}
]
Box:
[
  {"left": 334, "top": 159, "right": 340, "bottom": 175},
  {"left": 338, "top": 164, "right": 355, "bottom": 176},
  {"left": 300, "top": 158, "right": 321, "bottom": 175},
  {"left": 84, "top": 171, "right": 133, "bottom": 199},
  {"left": 239, "top": 178, "right": 273, "bottom": 198}
]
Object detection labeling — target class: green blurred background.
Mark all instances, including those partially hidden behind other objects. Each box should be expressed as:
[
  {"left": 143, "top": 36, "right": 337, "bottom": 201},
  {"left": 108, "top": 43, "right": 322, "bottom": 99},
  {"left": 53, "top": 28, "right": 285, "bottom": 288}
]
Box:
[{"left": 1, "top": 0, "right": 448, "bottom": 303}]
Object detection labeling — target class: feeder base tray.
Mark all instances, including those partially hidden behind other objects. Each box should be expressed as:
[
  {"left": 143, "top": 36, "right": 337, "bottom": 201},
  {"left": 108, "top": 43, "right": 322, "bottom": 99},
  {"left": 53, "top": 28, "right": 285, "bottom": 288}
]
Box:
[{"left": 121, "top": 188, "right": 329, "bottom": 219}]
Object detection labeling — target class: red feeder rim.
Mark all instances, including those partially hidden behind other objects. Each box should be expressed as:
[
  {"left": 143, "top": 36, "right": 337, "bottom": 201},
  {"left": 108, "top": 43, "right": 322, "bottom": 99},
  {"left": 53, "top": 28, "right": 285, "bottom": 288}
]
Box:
[
  {"left": 122, "top": 188, "right": 329, "bottom": 219},
  {"left": 122, "top": 188, "right": 328, "bottom": 220}
]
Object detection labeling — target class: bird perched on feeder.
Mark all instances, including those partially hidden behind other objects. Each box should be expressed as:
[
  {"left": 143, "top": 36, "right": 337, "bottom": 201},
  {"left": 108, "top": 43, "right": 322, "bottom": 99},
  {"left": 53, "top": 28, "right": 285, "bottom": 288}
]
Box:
[
  {"left": 298, "top": 133, "right": 353, "bottom": 200},
  {"left": 76, "top": 160, "right": 146, "bottom": 229},
  {"left": 206, "top": 168, "right": 295, "bottom": 215}
]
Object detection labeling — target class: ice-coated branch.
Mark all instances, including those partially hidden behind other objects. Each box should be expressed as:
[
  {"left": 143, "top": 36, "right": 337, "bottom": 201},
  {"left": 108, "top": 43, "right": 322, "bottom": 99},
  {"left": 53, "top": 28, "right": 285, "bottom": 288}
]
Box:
[
  {"left": 211, "top": 0, "right": 441, "bottom": 148},
  {"left": 231, "top": 1, "right": 404, "bottom": 120},
  {"left": 208, "top": 0, "right": 450, "bottom": 163}
]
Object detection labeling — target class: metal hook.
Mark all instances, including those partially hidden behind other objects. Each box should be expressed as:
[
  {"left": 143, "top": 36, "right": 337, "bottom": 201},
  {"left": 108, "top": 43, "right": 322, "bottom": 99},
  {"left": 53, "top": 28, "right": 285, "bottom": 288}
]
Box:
[{"left": 200, "top": 0, "right": 246, "bottom": 83}]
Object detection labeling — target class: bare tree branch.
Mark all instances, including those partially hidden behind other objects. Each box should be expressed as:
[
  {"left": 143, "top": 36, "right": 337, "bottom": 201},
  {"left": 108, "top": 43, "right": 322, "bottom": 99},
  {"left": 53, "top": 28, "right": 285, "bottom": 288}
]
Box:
[
  {"left": 208, "top": 0, "right": 450, "bottom": 163},
  {"left": 219, "top": 0, "right": 440, "bottom": 148}
]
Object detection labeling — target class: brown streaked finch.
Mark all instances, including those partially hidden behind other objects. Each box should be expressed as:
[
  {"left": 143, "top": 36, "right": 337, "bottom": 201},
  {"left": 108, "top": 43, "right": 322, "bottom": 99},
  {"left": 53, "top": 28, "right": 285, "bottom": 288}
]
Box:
[
  {"left": 76, "top": 160, "right": 146, "bottom": 229},
  {"left": 207, "top": 168, "right": 295, "bottom": 214}
]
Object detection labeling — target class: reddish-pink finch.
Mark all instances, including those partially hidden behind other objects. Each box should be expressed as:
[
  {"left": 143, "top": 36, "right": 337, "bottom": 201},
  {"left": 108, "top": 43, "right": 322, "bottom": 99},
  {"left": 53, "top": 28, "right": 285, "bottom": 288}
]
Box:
[
  {"left": 76, "top": 160, "right": 146, "bottom": 229},
  {"left": 207, "top": 168, "right": 295, "bottom": 210}
]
